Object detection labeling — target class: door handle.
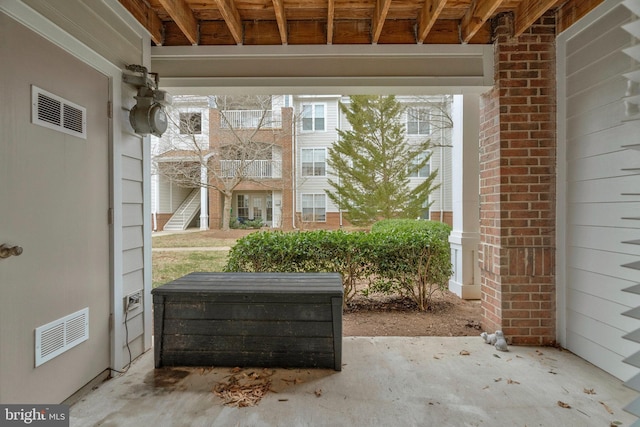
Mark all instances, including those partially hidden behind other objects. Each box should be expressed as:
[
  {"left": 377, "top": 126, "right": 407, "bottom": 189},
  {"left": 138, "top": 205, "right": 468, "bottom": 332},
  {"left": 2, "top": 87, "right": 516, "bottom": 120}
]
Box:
[{"left": 0, "top": 244, "right": 23, "bottom": 259}]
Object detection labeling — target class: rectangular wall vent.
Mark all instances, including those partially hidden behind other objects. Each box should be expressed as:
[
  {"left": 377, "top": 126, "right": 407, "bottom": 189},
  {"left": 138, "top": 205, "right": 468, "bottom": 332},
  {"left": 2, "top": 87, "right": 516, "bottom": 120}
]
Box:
[
  {"left": 32, "top": 86, "right": 87, "bottom": 139},
  {"left": 35, "top": 308, "right": 89, "bottom": 367}
]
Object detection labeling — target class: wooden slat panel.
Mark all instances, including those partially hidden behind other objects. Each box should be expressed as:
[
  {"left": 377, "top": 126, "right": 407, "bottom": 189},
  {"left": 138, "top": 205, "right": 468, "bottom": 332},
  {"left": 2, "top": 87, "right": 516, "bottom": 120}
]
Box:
[
  {"left": 163, "top": 20, "right": 192, "bottom": 45},
  {"left": 372, "top": 0, "right": 393, "bottom": 43},
  {"left": 557, "top": 0, "right": 606, "bottom": 34},
  {"left": 162, "top": 319, "right": 334, "bottom": 336},
  {"left": 566, "top": 50, "right": 633, "bottom": 97},
  {"left": 567, "top": 290, "right": 636, "bottom": 333},
  {"left": 162, "top": 334, "right": 334, "bottom": 352},
  {"left": 567, "top": 122, "right": 640, "bottom": 159},
  {"left": 163, "top": 302, "right": 334, "bottom": 321},
  {"left": 160, "top": 350, "right": 336, "bottom": 368}
]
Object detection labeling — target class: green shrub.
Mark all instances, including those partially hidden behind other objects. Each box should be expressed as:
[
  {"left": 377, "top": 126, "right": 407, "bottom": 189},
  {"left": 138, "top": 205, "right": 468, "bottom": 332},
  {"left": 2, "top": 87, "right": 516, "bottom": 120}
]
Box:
[{"left": 225, "top": 220, "right": 452, "bottom": 310}]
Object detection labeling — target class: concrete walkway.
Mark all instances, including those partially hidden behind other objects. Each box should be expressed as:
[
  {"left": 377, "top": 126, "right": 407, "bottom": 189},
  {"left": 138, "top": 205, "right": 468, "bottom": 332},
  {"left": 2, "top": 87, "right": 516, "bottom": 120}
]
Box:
[{"left": 70, "top": 337, "right": 636, "bottom": 427}]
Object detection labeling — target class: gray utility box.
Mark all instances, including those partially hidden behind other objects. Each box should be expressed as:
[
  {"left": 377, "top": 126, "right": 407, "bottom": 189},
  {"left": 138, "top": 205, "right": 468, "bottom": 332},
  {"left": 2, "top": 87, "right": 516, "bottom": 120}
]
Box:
[{"left": 152, "top": 272, "right": 343, "bottom": 371}]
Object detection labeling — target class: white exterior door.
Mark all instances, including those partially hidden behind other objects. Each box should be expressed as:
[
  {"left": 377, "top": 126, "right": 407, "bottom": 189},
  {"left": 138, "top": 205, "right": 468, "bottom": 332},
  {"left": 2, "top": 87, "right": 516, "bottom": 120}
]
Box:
[
  {"left": 0, "top": 13, "right": 110, "bottom": 403},
  {"left": 557, "top": 1, "right": 640, "bottom": 381}
]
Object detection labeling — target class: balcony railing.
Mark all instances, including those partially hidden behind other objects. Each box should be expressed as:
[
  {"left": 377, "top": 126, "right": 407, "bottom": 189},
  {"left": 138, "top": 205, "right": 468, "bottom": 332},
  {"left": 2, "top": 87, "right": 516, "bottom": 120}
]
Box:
[
  {"left": 220, "top": 110, "right": 282, "bottom": 129},
  {"left": 219, "top": 160, "right": 282, "bottom": 178}
]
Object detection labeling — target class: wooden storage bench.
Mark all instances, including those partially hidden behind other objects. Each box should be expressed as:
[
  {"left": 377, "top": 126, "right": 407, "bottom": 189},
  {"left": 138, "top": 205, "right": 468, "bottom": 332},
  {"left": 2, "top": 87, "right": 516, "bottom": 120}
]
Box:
[{"left": 152, "top": 272, "right": 343, "bottom": 371}]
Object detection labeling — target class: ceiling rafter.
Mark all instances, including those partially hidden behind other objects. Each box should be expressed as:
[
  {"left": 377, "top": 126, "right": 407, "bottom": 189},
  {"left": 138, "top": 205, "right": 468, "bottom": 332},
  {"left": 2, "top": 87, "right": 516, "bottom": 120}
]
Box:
[
  {"left": 372, "top": 0, "right": 393, "bottom": 43},
  {"left": 158, "top": 0, "right": 198, "bottom": 45},
  {"left": 417, "top": 0, "right": 447, "bottom": 44},
  {"left": 117, "top": 0, "right": 163, "bottom": 45},
  {"left": 214, "top": 0, "right": 244, "bottom": 44},
  {"left": 460, "top": 0, "right": 504, "bottom": 43},
  {"left": 514, "top": 0, "right": 559, "bottom": 36},
  {"left": 272, "top": 0, "right": 288, "bottom": 44},
  {"left": 327, "top": 0, "right": 335, "bottom": 44}
]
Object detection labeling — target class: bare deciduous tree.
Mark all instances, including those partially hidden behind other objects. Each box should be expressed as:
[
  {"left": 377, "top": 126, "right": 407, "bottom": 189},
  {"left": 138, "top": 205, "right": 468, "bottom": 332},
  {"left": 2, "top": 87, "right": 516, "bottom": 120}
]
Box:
[{"left": 155, "top": 95, "right": 293, "bottom": 231}]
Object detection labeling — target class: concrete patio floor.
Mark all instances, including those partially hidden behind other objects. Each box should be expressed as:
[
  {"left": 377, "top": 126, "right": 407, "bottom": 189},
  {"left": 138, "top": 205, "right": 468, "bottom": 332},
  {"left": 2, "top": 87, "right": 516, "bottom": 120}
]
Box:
[{"left": 71, "top": 337, "right": 636, "bottom": 427}]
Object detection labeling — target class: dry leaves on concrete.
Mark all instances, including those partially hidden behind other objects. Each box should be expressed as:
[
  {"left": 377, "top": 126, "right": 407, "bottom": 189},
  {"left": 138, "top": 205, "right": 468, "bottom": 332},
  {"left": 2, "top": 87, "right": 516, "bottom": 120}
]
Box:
[
  {"left": 557, "top": 401, "right": 571, "bottom": 409},
  {"left": 212, "top": 368, "right": 275, "bottom": 407}
]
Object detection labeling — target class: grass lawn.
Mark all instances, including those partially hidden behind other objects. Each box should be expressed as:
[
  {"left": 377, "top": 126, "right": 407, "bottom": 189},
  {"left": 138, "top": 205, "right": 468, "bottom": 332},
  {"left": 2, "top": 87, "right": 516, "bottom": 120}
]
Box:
[
  {"left": 152, "top": 231, "right": 239, "bottom": 248},
  {"left": 152, "top": 250, "right": 229, "bottom": 288},
  {"left": 152, "top": 231, "right": 240, "bottom": 287}
]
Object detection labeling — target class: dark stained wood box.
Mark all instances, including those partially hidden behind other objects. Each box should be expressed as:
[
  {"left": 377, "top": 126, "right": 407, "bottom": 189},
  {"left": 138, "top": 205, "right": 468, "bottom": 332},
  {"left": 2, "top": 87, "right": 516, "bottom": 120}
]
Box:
[{"left": 152, "top": 272, "right": 343, "bottom": 371}]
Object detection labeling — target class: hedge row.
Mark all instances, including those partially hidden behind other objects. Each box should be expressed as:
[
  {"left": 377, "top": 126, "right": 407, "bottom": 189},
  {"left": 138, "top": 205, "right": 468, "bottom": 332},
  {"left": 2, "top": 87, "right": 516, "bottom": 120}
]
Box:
[{"left": 224, "top": 219, "right": 452, "bottom": 310}]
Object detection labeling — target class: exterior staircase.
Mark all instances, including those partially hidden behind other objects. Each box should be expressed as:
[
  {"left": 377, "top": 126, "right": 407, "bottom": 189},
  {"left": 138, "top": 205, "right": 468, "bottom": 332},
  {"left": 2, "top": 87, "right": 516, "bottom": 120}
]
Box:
[{"left": 163, "top": 189, "right": 201, "bottom": 231}]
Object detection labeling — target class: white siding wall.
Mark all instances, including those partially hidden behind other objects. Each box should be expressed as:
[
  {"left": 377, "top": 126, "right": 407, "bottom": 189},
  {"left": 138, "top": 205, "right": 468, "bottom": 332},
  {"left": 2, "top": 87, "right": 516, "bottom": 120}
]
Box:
[
  {"left": 558, "top": 0, "right": 640, "bottom": 380},
  {"left": 294, "top": 94, "right": 452, "bottom": 220}
]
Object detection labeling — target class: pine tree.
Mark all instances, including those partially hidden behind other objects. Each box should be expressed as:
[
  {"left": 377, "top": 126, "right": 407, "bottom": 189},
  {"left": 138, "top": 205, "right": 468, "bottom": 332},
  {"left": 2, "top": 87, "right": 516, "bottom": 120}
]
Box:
[{"left": 326, "top": 95, "right": 439, "bottom": 225}]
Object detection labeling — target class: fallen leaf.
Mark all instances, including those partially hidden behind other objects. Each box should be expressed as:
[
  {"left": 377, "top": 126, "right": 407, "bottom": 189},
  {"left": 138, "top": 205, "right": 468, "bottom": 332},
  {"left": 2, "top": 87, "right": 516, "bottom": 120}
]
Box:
[
  {"left": 493, "top": 354, "right": 501, "bottom": 358},
  {"left": 557, "top": 401, "right": 571, "bottom": 409},
  {"left": 314, "top": 388, "right": 323, "bottom": 397},
  {"left": 482, "top": 386, "right": 489, "bottom": 390},
  {"left": 459, "top": 350, "right": 470, "bottom": 356},
  {"left": 599, "top": 401, "right": 614, "bottom": 415},
  {"left": 507, "top": 378, "right": 520, "bottom": 385},
  {"left": 433, "top": 355, "right": 441, "bottom": 360},
  {"left": 583, "top": 388, "right": 596, "bottom": 395},
  {"left": 494, "top": 378, "right": 502, "bottom": 382}
]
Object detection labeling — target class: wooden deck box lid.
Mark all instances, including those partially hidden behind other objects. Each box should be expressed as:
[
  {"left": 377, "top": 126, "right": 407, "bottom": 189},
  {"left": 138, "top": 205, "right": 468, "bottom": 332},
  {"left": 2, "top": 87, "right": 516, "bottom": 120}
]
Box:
[{"left": 152, "top": 272, "right": 344, "bottom": 297}]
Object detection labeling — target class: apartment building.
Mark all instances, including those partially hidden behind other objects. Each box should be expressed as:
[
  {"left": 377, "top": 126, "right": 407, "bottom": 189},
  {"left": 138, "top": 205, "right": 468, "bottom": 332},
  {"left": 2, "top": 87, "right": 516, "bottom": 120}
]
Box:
[{"left": 151, "top": 94, "right": 452, "bottom": 231}]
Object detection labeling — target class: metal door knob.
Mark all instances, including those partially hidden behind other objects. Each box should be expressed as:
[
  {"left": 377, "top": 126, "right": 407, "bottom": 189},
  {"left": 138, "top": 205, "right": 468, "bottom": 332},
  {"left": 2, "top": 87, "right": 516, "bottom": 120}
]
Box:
[{"left": 0, "top": 244, "right": 23, "bottom": 259}]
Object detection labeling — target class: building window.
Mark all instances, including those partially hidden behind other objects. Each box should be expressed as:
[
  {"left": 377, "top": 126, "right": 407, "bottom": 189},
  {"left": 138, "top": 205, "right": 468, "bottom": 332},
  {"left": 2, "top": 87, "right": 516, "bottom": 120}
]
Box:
[
  {"left": 179, "top": 112, "right": 202, "bottom": 134},
  {"left": 237, "top": 194, "right": 249, "bottom": 220},
  {"left": 301, "top": 104, "right": 325, "bottom": 131},
  {"left": 406, "top": 108, "right": 430, "bottom": 135},
  {"left": 301, "top": 148, "right": 326, "bottom": 176},
  {"left": 408, "top": 151, "right": 431, "bottom": 178},
  {"left": 301, "top": 194, "right": 326, "bottom": 222}
]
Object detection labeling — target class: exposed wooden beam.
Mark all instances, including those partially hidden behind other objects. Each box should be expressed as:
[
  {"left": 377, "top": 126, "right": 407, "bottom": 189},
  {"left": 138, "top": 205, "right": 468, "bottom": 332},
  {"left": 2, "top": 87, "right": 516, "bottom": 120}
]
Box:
[
  {"left": 158, "top": 0, "right": 198, "bottom": 45},
  {"left": 460, "top": 0, "right": 504, "bottom": 43},
  {"left": 272, "top": 0, "right": 288, "bottom": 44},
  {"left": 327, "top": 0, "right": 335, "bottom": 44},
  {"left": 417, "top": 0, "right": 447, "bottom": 43},
  {"left": 214, "top": 0, "right": 244, "bottom": 44},
  {"left": 514, "top": 0, "right": 559, "bottom": 36},
  {"left": 118, "top": 0, "right": 163, "bottom": 45},
  {"left": 372, "top": 0, "right": 392, "bottom": 43}
]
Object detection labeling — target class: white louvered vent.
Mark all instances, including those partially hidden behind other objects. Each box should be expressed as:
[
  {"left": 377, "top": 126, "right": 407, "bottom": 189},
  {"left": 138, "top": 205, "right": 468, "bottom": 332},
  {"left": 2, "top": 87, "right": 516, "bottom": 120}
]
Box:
[
  {"left": 32, "top": 86, "right": 87, "bottom": 139},
  {"left": 621, "top": 1, "right": 640, "bottom": 423},
  {"left": 35, "top": 308, "right": 89, "bottom": 367}
]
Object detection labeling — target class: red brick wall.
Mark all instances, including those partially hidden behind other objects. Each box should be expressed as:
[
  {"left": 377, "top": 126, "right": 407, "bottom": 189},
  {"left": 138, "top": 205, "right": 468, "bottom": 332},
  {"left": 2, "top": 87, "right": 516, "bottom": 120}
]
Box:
[{"left": 479, "top": 12, "right": 556, "bottom": 345}]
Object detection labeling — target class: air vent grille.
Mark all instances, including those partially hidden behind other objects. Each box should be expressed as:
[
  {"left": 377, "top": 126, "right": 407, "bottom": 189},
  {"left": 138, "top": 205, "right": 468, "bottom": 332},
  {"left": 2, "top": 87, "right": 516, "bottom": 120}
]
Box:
[
  {"left": 32, "top": 86, "right": 87, "bottom": 139},
  {"left": 35, "top": 308, "right": 89, "bottom": 367}
]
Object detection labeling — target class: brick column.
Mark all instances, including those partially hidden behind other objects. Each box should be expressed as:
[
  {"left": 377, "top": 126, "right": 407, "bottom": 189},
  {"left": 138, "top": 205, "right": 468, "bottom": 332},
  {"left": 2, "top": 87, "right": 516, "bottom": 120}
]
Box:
[{"left": 479, "top": 12, "right": 556, "bottom": 345}]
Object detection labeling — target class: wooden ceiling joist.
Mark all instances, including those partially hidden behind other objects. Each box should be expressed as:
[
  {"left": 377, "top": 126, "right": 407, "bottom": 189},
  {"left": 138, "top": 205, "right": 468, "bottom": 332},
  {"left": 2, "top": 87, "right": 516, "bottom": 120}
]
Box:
[
  {"left": 514, "top": 0, "right": 560, "bottom": 36},
  {"left": 417, "top": 0, "right": 447, "bottom": 44},
  {"left": 158, "top": 0, "right": 198, "bottom": 45},
  {"left": 327, "top": 0, "right": 335, "bottom": 44},
  {"left": 272, "top": 0, "right": 288, "bottom": 44},
  {"left": 214, "top": 0, "right": 244, "bottom": 44},
  {"left": 117, "top": 0, "right": 163, "bottom": 45},
  {"left": 372, "top": 0, "right": 392, "bottom": 43},
  {"left": 460, "top": 0, "right": 504, "bottom": 43}
]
